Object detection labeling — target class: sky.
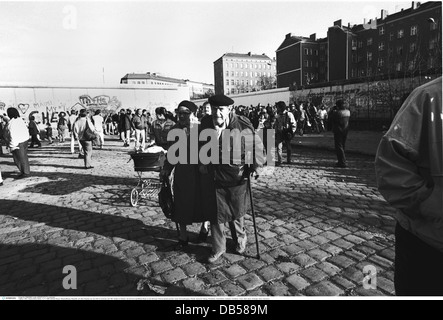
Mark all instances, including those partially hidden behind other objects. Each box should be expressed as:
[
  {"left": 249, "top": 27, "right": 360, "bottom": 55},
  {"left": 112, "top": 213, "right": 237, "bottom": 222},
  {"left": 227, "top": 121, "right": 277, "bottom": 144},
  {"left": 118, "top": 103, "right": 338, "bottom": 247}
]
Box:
[{"left": 0, "top": 0, "right": 415, "bottom": 86}]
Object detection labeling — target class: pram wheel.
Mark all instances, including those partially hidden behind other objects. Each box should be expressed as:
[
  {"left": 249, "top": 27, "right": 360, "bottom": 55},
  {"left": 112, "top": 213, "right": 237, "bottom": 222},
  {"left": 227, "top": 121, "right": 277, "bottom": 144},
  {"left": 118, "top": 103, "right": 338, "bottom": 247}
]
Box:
[{"left": 130, "top": 188, "right": 139, "bottom": 207}]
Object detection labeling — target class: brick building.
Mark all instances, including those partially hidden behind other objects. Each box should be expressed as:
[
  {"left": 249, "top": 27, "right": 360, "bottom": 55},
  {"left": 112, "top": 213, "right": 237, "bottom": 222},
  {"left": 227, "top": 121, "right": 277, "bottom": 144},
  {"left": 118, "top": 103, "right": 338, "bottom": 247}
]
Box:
[
  {"left": 213, "top": 52, "right": 277, "bottom": 95},
  {"left": 277, "top": 1, "right": 442, "bottom": 88}
]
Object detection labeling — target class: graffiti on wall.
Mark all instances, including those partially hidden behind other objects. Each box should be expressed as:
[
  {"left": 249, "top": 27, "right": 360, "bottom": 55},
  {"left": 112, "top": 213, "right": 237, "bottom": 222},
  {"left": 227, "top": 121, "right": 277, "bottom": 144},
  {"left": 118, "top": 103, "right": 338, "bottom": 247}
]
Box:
[{"left": 0, "top": 94, "right": 122, "bottom": 125}]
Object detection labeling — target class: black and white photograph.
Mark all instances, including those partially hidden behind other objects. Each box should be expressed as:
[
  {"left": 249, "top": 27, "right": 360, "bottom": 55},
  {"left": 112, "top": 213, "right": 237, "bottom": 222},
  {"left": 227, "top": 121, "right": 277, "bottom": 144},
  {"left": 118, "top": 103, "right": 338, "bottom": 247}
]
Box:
[{"left": 0, "top": 0, "right": 441, "bottom": 305}]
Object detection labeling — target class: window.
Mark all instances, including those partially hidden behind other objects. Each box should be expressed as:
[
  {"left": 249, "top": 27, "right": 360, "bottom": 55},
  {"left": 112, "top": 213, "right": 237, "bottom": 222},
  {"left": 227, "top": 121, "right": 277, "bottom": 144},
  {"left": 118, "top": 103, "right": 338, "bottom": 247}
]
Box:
[
  {"left": 226, "top": 71, "right": 229, "bottom": 76},
  {"left": 397, "top": 45, "right": 403, "bottom": 55},
  {"left": 259, "top": 64, "right": 262, "bottom": 69},
  {"left": 315, "top": 50, "right": 319, "bottom": 56},
  {"left": 352, "top": 40, "right": 357, "bottom": 48},
  {"left": 367, "top": 68, "right": 372, "bottom": 76},
  {"left": 396, "top": 62, "right": 402, "bottom": 71},
  {"left": 236, "top": 63, "right": 238, "bottom": 68},
  {"left": 397, "top": 29, "right": 404, "bottom": 38},
  {"left": 410, "top": 42, "right": 417, "bottom": 52},
  {"left": 358, "top": 41, "right": 363, "bottom": 48},
  {"left": 304, "top": 48, "right": 309, "bottom": 55},
  {"left": 367, "top": 38, "right": 373, "bottom": 46},
  {"left": 378, "top": 42, "right": 385, "bottom": 51},
  {"left": 304, "top": 60, "right": 309, "bottom": 67},
  {"left": 351, "top": 69, "right": 356, "bottom": 77},
  {"left": 231, "top": 71, "right": 234, "bottom": 76},
  {"left": 410, "top": 25, "right": 418, "bottom": 36},
  {"left": 245, "top": 71, "right": 248, "bottom": 77},
  {"left": 309, "top": 48, "right": 313, "bottom": 55},
  {"left": 231, "top": 88, "right": 235, "bottom": 94},
  {"left": 235, "top": 72, "right": 238, "bottom": 77},
  {"left": 388, "top": 48, "right": 394, "bottom": 57},
  {"left": 255, "top": 72, "right": 258, "bottom": 77},
  {"left": 430, "top": 20, "right": 438, "bottom": 30},
  {"left": 379, "top": 26, "right": 385, "bottom": 35},
  {"left": 378, "top": 57, "right": 385, "bottom": 67},
  {"left": 255, "top": 64, "right": 257, "bottom": 69},
  {"left": 389, "top": 32, "right": 394, "bottom": 41},
  {"left": 429, "top": 37, "right": 438, "bottom": 49},
  {"left": 352, "top": 54, "right": 357, "bottom": 63},
  {"left": 367, "top": 52, "right": 372, "bottom": 61},
  {"left": 428, "top": 57, "right": 436, "bottom": 68},
  {"left": 408, "top": 61, "right": 416, "bottom": 70},
  {"left": 226, "top": 79, "right": 229, "bottom": 85},
  {"left": 231, "top": 80, "right": 234, "bottom": 85}
]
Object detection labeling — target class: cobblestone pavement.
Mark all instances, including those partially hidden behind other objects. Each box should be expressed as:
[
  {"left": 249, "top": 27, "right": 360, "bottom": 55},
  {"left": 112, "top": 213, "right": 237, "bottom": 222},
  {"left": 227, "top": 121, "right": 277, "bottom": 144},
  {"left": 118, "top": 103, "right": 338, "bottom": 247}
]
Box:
[{"left": 0, "top": 135, "right": 397, "bottom": 297}]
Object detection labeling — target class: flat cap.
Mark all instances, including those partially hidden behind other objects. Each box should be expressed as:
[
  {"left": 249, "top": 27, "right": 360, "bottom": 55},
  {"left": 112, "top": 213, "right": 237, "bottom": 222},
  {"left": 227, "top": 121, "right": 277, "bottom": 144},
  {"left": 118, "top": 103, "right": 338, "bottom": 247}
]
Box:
[
  {"left": 276, "top": 101, "right": 286, "bottom": 110},
  {"left": 208, "top": 94, "right": 234, "bottom": 107},
  {"left": 178, "top": 100, "right": 197, "bottom": 113}
]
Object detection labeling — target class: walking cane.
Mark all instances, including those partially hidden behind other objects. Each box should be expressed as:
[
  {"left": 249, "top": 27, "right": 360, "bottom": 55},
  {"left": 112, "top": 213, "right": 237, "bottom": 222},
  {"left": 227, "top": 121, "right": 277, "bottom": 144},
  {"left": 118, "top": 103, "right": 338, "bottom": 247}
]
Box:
[{"left": 247, "top": 172, "right": 260, "bottom": 260}]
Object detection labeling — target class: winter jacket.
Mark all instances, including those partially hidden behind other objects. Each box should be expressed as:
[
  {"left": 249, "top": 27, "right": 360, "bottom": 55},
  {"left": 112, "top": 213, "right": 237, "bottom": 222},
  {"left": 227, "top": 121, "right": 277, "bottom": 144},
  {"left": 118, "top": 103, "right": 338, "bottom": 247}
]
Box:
[
  {"left": 375, "top": 77, "right": 443, "bottom": 253},
  {"left": 199, "top": 112, "right": 264, "bottom": 224}
]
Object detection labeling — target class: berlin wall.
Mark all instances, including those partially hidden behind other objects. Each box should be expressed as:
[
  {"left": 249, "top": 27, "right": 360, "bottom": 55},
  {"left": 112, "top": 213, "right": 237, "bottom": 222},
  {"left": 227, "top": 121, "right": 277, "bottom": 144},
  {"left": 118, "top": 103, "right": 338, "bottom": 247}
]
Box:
[{"left": 0, "top": 85, "right": 190, "bottom": 124}]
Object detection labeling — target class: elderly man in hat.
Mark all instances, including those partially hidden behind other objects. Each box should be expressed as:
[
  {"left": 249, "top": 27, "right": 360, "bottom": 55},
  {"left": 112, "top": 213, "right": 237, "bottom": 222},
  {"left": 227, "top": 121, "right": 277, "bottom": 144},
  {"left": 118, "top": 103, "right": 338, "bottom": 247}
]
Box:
[{"left": 199, "top": 94, "right": 264, "bottom": 263}]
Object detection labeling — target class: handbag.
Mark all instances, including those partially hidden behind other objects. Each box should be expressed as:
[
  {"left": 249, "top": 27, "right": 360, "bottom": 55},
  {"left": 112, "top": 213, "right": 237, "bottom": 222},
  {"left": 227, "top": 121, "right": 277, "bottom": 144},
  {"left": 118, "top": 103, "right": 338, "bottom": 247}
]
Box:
[
  {"left": 158, "top": 179, "right": 174, "bottom": 219},
  {"left": 83, "top": 120, "right": 97, "bottom": 141}
]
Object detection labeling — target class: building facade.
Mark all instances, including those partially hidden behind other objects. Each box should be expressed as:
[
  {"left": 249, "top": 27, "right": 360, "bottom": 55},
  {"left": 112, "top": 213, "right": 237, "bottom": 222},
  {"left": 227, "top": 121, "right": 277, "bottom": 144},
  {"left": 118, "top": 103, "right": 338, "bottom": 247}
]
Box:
[
  {"left": 277, "top": 1, "right": 442, "bottom": 88},
  {"left": 213, "top": 52, "right": 277, "bottom": 95},
  {"left": 120, "top": 72, "right": 214, "bottom": 100}
]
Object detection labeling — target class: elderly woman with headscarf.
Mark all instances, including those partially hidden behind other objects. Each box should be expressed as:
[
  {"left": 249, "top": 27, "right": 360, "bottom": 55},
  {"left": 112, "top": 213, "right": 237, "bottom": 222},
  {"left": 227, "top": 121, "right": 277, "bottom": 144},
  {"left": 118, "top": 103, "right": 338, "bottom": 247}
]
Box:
[
  {"left": 160, "top": 101, "right": 215, "bottom": 249},
  {"left": 3, "top": 107, "right": 31, "bottom": 178}
]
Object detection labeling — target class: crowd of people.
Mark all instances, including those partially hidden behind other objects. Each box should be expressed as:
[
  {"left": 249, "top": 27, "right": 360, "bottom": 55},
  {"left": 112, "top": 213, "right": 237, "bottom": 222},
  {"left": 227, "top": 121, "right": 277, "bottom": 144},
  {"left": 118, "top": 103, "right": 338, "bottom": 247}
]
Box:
[{"left": 0, "top": 78, "right": 441, "bottom": 296}]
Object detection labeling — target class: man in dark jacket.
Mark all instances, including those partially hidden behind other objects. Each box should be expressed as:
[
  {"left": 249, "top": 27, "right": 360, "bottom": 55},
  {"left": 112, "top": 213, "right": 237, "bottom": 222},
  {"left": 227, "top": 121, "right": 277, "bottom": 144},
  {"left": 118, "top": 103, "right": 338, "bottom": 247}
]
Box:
[
  {"left": 200, "top": 94, "right": 263, "bottom": 263},
  {"left": 331, "top": 99, "right": 350, "bottom": 168}
]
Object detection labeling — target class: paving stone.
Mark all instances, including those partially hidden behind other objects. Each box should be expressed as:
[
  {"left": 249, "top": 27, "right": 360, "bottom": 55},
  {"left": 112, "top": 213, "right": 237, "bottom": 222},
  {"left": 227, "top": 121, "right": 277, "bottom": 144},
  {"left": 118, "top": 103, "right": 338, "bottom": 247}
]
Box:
[
  {"left": 262, "top": 237, "right": 282, "bottom": 248},
  {"left": 300, "top": 267, "right": 328, "bottom": 283},
  {"left": 368, "top": 255, "right": 394, "bottom": 269},
  {"left": 237, "top": 273, "right": 264, "bottom": 291},
  {"left": 376, "top": 277, "right": 395, "bottom": 295},
  {"left": 276, "top": 262, "right": 300, "bottom": 275},
  {"left": 201, "top": 270, "right": 228, "bottom": 285},
  {"left": 150, "top": 260, "right": 174, "bottom": 274},
  {"left": 182, "top": 278, "right": 206, "bottom": 293},
  {"left": 378, "top": 248, "right": 396, "bottom": 261},
  {"left": 330, "top": 275, "right": 356, "bottom": 290},
  {"left": 161, "top": 268, "right": 187, "bottom": 284},
  {"left": 307, "top": 249, "right": 331, "bottom": 262},
  {"left": 223, "top": 264, "right": 247, "bottom": 279},
  {"left": 302, "top": 226, "right": 323, "bottom": 236},
  {"left": 320, "top": 243, "right": 343, "bottom": 256},
  {"left": 309, "top": 235, "right": 330, "bottom": 246},
  {"left": 344, "top": 250, "right": 368, "bottom": 262},
  {"left": 305, "top": 281, "right": 345, "bottom": 296},
  {"left": 342, "top": 266, "right": 365, "bottom": 283},
  {"left": 138, "top": 252, "right": 159, "bottom": 264},
  {"left": 344, "top": 235, "right": 366, "bottom": 245},
  {"left": 241, "top": 258, "right": 266, "bottom": 272},
  {"left": 332, "top": 238, "right": 354, "bottom": 250},
  {"left": 182, "top": 262, "right": 207, "bottom": 277},
  {"left": 281, "top": 244, "right": 304, "bottom": 255},
  {"left": 257, "top": 266, "right": 284, "bottom": 282},
  {"left": 220, "top": 281, "right": 246, "bottom": 296},
  {"left": 296, "top": 240, "right": 318, "bottom": 251},
  {"left": 293, "top": 254, "right": 317, "bottom": 268},
  {"left": 328, "top": 255, "right": 355, "bottom": 269},
  {"left": 279, "top": 234, "right": 298, "bottom": 244},
  {"left": 286, "top": 274, "right": 310, "bottom": 291},
  {"left": 169, "top": 253, "right": 193, "bottom": 267},
  {"left": 264, "top": 281, "right": 291, "bottom": 296}
]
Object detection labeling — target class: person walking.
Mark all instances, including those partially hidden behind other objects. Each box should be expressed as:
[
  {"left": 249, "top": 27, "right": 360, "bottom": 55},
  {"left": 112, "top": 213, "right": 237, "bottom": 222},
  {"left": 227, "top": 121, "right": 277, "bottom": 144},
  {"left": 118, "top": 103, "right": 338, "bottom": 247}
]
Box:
[
  {"left": 131, "top": 108, "right": 146, "bottom": 152},
  {"left": 149, "top": 107, "right": 175, "bottom": 150},
  {"left": 3, "top": 108, "right": 31, "bottom": 178},
  {"left": 92, "top": 110, "right": 105, "bottom": 149},
  {"left": 73, "top": 109, "right": 97, "bottom": 169},
  {"left": 199, "top": 94, "right": 263, "bottom": 263},
  {"left": 375, "top": 76, "right": 443, "bottom": 296},
  {"left": 45, "top": 122, "right": 53, "bottom": 144},
  {"left": 274, "top": 101, "right": 297, "bottom": 165},
  {"left": 28, "top": 115, "right": 41, "bottom": 148},
  {"left": 57, "top": 112, "right": 68, "bottom": 143},
  {"left": 68, "top": 110, "right": 83, "bottom": 157},
  {"left": 331, "top": 99, "right": 350, "bottom": 168}
]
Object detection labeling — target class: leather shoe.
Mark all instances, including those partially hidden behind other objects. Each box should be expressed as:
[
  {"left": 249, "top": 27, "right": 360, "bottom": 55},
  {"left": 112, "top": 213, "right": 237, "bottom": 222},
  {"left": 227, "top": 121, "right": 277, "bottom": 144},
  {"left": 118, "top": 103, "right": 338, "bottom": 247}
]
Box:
[{"left": 207, "top": 250, "right": 225, "bottom": 264}]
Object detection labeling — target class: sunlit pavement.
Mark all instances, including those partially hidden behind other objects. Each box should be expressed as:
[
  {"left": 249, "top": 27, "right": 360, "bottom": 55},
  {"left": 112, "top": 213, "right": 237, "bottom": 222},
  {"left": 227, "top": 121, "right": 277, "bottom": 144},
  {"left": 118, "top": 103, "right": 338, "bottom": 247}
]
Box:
[{"left": 0, "top": 133, "right": 396, "bottom": 296}]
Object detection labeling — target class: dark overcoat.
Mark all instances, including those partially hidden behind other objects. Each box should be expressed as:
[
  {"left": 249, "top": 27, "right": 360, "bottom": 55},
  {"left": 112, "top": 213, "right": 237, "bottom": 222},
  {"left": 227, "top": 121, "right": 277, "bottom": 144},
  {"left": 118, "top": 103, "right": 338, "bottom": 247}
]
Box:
[{"left": 200, "top": 112, "right": 263, "bottom": 224}]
